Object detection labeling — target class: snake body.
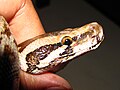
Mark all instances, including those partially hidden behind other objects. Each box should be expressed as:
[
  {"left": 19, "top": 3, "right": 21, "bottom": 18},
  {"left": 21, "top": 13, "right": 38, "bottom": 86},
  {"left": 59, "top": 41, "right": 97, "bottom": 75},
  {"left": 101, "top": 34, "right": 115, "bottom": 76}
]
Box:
[
  {"left": 0, "top": 16, "right": 104, "bottom": 89},
  {"left": 0, "top": 16, "right": 19, "bottom": 90}
]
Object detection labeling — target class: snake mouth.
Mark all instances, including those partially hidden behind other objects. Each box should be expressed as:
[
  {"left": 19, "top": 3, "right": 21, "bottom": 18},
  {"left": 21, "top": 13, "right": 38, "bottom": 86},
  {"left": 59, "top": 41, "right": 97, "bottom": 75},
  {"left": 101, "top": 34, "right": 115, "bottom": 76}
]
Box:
[{"left": 37, "top": 53, "right": 76, "bottom": 73}]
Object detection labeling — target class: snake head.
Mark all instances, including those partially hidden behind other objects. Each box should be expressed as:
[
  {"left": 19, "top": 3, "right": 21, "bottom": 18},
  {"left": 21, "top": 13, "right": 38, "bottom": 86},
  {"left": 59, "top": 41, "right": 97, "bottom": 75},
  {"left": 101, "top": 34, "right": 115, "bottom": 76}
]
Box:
[
  {"left": 19, "top": 22, "right": 104, "bottom": 74},
  {"left": 62, "top": 22, "right": 104, "bottom": 60}
]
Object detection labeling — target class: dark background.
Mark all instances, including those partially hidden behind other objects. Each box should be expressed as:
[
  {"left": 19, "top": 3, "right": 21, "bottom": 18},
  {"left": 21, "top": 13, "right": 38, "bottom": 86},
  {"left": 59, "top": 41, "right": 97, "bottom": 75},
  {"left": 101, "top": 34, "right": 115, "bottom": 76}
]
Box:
[
  {"left": 85, "top": 0, "right": 120, "bottom": 27},
  {"left": 32, "top": 0, "right": 120, "bottom": 90}
]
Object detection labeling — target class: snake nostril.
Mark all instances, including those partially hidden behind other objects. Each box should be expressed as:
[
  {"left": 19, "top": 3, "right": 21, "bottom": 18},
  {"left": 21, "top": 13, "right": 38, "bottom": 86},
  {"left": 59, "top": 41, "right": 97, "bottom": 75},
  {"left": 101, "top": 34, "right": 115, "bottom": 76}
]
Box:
[{"left": 89, "top": 22, "right": 99, "bottom": 32}]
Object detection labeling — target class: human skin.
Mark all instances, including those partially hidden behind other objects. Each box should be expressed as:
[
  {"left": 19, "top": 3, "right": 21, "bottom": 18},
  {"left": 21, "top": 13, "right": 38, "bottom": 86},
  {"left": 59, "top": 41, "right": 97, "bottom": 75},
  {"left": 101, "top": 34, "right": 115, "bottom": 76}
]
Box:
[{"left": 0, "top": 0, "right": 72, "bottom": 90}]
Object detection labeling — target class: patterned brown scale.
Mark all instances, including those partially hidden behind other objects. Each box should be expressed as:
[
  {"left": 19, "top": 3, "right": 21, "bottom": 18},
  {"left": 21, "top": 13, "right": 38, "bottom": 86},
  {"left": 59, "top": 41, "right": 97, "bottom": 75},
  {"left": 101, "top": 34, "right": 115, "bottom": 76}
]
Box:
[
  {"left": 25, "top": 43, "right": 63, "bottom": 73},
  {"left": 26, "top": 43, "right": 62, "bottom": 61},
  {"left": 0, "top": 16, "right": 19, "bottom": 90},
  {"left": 59, "top": 46, "right": 73, "bottom": 56}
]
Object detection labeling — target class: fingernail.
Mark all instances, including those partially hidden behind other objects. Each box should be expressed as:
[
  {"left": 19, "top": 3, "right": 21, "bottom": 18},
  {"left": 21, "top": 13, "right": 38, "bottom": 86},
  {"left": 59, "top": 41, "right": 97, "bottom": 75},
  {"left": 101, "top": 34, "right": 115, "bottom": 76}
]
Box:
[{"left": 46, "top": 86, "right": 71, "bottom": 90}]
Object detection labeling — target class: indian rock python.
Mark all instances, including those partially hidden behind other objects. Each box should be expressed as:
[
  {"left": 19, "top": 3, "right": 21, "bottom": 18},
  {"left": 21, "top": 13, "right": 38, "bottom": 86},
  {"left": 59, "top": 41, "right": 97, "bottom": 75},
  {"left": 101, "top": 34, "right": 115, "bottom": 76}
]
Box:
[{"left": 0, "top": 16, "right": 104, "bottom": 89}]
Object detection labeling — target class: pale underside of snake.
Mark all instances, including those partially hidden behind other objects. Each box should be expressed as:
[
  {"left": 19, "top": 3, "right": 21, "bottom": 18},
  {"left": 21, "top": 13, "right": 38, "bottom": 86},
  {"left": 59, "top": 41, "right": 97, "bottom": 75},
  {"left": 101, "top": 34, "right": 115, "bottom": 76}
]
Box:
[{"left": 0, "top": 16, "right": 104, "bottom": 88}]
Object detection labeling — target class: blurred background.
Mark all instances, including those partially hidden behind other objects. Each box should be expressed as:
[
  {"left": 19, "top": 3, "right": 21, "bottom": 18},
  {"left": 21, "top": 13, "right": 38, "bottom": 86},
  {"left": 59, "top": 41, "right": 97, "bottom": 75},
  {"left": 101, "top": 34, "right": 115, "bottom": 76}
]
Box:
[{"left": 32, "top": 0, "right": 120, "bottom": 90}]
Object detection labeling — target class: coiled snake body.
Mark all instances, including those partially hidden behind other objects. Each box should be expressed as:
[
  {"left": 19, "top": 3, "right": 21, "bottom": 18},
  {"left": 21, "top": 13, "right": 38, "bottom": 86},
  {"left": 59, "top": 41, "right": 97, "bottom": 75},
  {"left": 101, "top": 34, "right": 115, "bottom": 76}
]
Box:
[{"left": 0, "top": 16, "right": 104, "bottom": 89}]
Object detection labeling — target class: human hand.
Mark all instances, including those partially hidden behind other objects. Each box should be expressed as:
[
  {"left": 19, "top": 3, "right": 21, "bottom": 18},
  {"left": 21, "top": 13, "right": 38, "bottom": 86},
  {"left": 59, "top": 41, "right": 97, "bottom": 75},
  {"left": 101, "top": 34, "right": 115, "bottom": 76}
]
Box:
[{"left": 0, "top": 0, "right": 72, "bottom": 90}]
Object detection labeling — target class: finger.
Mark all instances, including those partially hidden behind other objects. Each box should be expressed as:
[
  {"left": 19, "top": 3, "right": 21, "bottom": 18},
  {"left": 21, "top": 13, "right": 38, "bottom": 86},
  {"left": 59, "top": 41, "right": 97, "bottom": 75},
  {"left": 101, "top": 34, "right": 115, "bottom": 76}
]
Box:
[
  {"left": 0, "top": 0, "right": 23, "bottom": 21},
  {"left": 0, "top": 0, "right": 45, "bottom": 44},
  {"left": 20, "top": 70, "right": 72, "bottom": 90},
  {"left": 8, "top": 0, "right": 45, "bottom": 44}
]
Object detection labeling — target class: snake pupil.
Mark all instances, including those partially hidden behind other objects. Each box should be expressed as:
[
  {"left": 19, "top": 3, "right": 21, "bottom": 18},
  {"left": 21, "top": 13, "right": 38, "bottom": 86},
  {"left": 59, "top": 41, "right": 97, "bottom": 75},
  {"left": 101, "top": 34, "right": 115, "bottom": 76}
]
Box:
[{"left": 64, "top": 39, "right": 72, "bottom": 45}]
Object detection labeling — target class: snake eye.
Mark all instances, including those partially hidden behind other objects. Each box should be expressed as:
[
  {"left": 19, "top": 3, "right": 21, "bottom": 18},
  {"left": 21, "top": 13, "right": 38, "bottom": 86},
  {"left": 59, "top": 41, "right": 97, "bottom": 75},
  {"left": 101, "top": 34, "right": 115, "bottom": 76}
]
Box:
[{"left": 61, "top": 36, "right": 72, "bottom": 45}]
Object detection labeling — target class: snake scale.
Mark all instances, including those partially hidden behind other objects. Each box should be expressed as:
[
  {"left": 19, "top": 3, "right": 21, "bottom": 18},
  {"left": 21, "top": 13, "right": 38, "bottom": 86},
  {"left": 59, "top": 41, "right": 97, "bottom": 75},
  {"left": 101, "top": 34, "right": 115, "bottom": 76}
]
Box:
[{"left": 0, "top": 16, "right": 104, "bottom": 89}]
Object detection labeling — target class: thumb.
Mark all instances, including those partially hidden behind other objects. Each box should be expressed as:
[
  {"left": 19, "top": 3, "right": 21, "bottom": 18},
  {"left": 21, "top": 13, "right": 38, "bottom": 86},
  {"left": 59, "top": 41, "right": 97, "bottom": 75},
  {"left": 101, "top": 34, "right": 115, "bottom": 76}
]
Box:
[{"left": 20, "top": 70, "right": 72, "bottom": 90}]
